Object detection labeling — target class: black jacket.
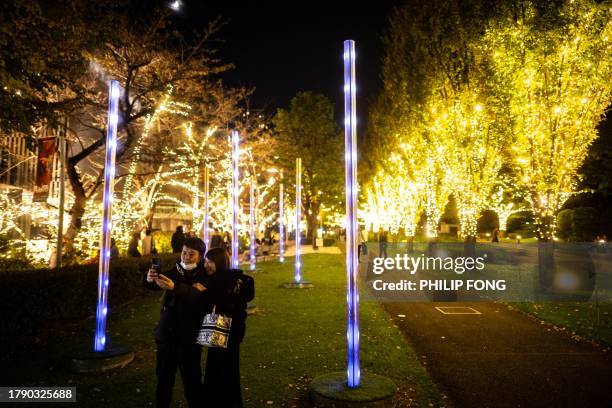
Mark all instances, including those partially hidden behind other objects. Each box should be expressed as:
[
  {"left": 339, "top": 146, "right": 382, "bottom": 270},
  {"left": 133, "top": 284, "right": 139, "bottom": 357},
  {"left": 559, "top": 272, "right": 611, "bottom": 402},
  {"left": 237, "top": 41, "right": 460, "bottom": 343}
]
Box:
[
  {"left": 144, "top": 262, "right": 209, "bottom": 344},
  {"left": 204, "top": 269, "right": 255, "bottom": 346}
]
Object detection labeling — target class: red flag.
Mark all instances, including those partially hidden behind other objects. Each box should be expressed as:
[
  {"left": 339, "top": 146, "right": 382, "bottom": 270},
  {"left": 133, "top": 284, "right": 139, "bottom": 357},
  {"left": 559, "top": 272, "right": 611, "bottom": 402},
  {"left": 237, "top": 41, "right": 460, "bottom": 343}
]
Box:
[{"left": 33, "top": 137, "right": 56, "bottom": 202}]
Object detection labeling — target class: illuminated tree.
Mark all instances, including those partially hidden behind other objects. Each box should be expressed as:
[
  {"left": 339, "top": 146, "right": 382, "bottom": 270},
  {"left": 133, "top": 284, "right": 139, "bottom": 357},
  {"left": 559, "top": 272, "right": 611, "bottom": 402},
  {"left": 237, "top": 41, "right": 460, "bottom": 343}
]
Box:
[
  {"left": 489, "top": 179, "right": 528, "bottom": 236},
  {"left": 367, "top": 0, "right": 506, "bottom": 241},
  {"left": 485, "top": 0, "right": 612, "bottom": 241},
  {"left": 362, "top": 152, "right": 423, "bottom": 237},
  {"left": 57, "top": 10, "right": 231, "bottom": 256},
  {"left": 441, "top": 95, "right": 505, "bottom": 241}
]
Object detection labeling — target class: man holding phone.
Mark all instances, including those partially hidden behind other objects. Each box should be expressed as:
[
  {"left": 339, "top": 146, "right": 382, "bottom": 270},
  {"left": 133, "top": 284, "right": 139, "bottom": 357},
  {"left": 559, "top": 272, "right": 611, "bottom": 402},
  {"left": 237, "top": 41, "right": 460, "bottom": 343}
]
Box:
[{"left": 144, "top": 237, "right": 208, "bottom": 408}]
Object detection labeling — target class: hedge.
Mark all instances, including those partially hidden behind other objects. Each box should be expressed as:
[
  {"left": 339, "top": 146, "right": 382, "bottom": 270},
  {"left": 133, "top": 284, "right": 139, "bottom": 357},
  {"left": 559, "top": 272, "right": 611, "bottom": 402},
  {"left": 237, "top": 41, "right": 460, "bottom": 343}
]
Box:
[
  {"left": 555, "top": 207, "right": 599, "bottom": 242},
  {"left": 0, "top": 254, "right": 178, "bottom": 349}
]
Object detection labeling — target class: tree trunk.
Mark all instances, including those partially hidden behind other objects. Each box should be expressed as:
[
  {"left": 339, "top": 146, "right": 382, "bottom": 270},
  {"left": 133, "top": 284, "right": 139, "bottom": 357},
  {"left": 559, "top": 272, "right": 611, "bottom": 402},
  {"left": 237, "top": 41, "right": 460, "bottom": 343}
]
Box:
[
  {"left": 463, "top": 235, "right": 476, "bottom": 257},
  {"left": 62, "top": 158, "right": 88, "bottom": 259},
  {"left": 535, "top": 210, "right": 555, "bottom": 295},
  {"left": 406, "top": 235, "right": 414, "bottom": 254}
]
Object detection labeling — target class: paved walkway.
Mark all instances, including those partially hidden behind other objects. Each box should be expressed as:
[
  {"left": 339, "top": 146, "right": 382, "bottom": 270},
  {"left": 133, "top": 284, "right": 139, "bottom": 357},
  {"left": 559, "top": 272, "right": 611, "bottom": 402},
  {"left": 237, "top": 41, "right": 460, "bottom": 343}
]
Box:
[
  {"left": 238, "top": 243, "right": 341, "bottom": 265},
  {"left": 282, "top": 243, "right": 341, "bottom": 256},
  {"left": 383, "top": 301, "right": 612, "bottom": 407}
]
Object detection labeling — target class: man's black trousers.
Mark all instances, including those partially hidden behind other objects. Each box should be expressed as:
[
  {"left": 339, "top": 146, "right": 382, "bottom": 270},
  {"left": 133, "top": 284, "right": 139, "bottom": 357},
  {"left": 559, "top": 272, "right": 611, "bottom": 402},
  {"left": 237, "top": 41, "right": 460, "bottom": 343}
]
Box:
[{"left": 155, "top": 339, "right": 202, "bottom": 408}]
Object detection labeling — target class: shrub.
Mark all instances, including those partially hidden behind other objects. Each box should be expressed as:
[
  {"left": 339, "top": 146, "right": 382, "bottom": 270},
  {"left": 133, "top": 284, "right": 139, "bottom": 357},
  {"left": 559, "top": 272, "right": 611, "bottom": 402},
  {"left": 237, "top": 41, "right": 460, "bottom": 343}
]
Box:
[
  {"left": 0, "top": 254, "right": 178, "bottom": 350},
  {"left": 570, "top": 207, "right": 599, "bottom": 242},
  {"left": 555, "top": 207, "right": 599, "bottom": 242},
  {"left": 506, "top": 212, "right": 535, "bottom": 236},
  {"left": 477, "top": 210, "right": 498, "bottom": 233},
  {"left": 153, "top": 230, "right": 173, "bottom": 254},
  {"left": 556, "top": 209, "right": 573, "bottom": 240},
  {"left": 323, "top": 237, "right": 337, "bottom": 247}
]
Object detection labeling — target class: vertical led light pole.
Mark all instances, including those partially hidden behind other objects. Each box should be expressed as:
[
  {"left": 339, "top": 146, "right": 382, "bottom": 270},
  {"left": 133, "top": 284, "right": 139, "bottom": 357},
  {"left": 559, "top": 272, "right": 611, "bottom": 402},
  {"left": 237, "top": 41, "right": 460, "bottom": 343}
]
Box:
[
  {"left": 310, "top": 39, "right": 394, "bottom": 404},
  {"left": 279, "top": 169, "right": 285, "bottom": 263},
  {"left": 249, "top": 177, "right": 256, "bottom": 271},
  {"left": 94, "top": 80, "right": 120, "bottom": 352},
  {"left": 203, "top": 166, "right": 210, "bottom": 249},
  {"left": 71, "top": 81, "right": 134, "bottom": 373},
  {"left": 295, "top": 157, "right": 302, "bottom": 282},
  {"left": 231, "top": 130, "right": 240, "bottom": 269},
  {"left": 344, "top": 39, "right": 360, "bottom": 388},
  {"left": 283, "top": 159, "right": 312, "bottom": 288}
]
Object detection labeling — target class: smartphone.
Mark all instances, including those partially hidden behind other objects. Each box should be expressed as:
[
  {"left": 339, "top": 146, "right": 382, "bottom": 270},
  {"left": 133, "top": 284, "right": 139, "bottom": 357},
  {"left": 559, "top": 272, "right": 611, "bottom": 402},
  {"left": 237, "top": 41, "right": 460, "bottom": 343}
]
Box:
[{"left": 151, "top": 257, "right": 161, "bottom": 277}]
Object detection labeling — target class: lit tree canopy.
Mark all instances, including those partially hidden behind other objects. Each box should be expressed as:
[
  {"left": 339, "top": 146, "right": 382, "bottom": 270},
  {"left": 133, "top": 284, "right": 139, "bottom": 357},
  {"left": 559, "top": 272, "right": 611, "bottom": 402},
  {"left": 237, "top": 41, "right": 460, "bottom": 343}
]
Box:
[
  {"left": 485, "top": 0, "right": 612, "bottom": 240},
  {"left": 365, "top": 0, "right": 612, "bottom": 243}
]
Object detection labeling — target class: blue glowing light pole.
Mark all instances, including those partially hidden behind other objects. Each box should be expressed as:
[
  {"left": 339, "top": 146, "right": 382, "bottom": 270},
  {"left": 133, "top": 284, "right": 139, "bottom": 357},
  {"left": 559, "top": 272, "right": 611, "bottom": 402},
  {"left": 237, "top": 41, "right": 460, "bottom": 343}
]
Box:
[
  {"left": 249, "top": 177, "right": 256, "bottom": 271},
  {"left": 279, "top": 169, "right": 285, "bottom": 263},
  {"left": 94, "top": 80, "right": 120, "bottom": 352},
  {"left": 344, "top": 39, "right": 360, "bottom": 387},
  {"left": 202, "top": 166, "right": 210, "bottom": 249},
  {"left": 294, "top": 157, "right": 302, "bottom": 282},
  {"left": 231, "top": 130, "right": 240, "bottom": 269}
]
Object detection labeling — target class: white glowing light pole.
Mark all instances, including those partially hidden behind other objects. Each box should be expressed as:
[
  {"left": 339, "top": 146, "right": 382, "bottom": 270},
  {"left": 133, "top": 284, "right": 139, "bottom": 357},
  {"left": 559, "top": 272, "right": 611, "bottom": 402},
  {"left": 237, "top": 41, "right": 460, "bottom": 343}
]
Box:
[
  {"left": 249, "top": 177, "right": 256, "bottom": 271},
  {"left": 94, "top": 80, "right": 120, "bottom": 352},
  {"left": 231, "top": 131, "right": 240, "bottom": 269},
  {"left": 344, "top": 39, "right": 360, "bottom": 388},
  {"left": 279, "top": 169, "right": 285, "bottom": 263},
  {"left": 202, "top": 166, "right": 210, "bottom": 249},
  {"left": 294, "top": 157, "right": 302, "bottom": 282}
]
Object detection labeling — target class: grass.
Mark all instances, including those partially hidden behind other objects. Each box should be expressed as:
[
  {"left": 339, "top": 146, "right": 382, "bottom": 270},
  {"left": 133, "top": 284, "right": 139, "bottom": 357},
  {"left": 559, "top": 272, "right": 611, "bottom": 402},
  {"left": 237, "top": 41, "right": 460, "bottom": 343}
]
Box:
[
  {"left": 3, "top": 253, "right": 442, "bottom": 407},
  {"left": 511, "top": 301, "right": 612, "bottom": 347}
]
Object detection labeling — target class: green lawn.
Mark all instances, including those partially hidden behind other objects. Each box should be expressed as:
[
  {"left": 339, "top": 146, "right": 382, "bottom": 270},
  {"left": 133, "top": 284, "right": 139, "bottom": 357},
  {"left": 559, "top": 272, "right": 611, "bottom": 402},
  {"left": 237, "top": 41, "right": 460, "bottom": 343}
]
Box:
[
  {"left": 511, "top": 301, "right": 612, "bottom": 347},
  {"left": 5, "top": 253, "right": 442, "bottom": 407}
]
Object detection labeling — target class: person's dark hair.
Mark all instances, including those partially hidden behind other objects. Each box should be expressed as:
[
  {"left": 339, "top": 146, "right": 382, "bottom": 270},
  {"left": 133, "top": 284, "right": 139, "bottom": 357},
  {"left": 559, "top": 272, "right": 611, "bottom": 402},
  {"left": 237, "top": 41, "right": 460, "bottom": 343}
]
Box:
[
  {"left": 183, "top": 237, "right": 206, "bottom": 257},
  {"left": 205, "top": 247, "right": 230, "bottom": 273},
  {"left": 176, "top": 225, "right": 184, "bottom": 233}
]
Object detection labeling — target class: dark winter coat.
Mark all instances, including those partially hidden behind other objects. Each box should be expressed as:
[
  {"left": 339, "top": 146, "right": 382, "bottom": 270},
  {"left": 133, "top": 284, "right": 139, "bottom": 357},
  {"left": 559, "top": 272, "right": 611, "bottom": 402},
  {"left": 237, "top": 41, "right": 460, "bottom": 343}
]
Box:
[{"left": 144, "top": 262, "right": 209, "bottom": 344}]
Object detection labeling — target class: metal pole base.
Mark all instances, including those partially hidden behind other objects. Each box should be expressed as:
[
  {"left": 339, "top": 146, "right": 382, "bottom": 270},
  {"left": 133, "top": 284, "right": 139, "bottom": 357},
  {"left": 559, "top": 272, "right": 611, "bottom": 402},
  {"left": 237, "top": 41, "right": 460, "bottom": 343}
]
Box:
[
  {"left": 310, "top": 372, "right": 396, "bottom": 407},
  {"left": 70, "top": 346, "right": 134, "bottom": 373}
]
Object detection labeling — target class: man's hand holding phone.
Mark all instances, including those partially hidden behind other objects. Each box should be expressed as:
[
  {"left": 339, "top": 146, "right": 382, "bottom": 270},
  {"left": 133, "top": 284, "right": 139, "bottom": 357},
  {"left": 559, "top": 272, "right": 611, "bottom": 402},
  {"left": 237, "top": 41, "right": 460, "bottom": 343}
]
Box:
[
  {"left": 146, "top": 268, "right": 160, "bottom": 283},
  {"left": 147, "top": 268, "right": 174, "bottom": 290}
]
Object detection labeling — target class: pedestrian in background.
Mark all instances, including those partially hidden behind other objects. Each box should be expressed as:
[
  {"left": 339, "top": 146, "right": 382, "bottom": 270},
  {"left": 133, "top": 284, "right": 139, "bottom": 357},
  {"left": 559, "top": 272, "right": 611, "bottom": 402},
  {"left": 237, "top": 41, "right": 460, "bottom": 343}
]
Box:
[{"left": 171, "top": 226, "right": 186, "bottom": 254}]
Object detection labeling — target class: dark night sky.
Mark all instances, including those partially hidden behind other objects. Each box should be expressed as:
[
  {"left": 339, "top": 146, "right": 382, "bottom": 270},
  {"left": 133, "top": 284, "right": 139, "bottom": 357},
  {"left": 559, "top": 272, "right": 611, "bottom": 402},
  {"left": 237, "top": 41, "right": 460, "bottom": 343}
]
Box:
[{"left": 161, "top": 0, "right": 398, "bottom": 124}]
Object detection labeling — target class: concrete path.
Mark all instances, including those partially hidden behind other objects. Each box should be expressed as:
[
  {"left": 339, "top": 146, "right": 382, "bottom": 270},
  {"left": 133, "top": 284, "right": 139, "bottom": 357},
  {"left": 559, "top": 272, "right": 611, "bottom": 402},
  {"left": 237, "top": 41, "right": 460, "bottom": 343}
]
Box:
[
  {"left": 383, "top": 301, "right": 612, "bottom": 408},
  {"left": 283, "top": 244, "right": 341, "bottom": 256}
]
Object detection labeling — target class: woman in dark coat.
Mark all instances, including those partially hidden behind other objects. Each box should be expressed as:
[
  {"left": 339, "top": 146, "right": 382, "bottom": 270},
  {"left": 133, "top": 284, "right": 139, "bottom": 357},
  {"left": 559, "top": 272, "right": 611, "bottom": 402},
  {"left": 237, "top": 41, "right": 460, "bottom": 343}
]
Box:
[{"left": 202, "top": 247, "right": 254, "bottom": 407}]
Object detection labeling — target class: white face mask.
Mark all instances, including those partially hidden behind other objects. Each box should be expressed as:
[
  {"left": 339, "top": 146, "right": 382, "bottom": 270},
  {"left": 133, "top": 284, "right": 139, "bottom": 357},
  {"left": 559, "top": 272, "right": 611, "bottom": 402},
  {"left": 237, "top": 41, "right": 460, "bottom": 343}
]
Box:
[{"left": 180, "top": 261, "right": 197, "bottom": 271}]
